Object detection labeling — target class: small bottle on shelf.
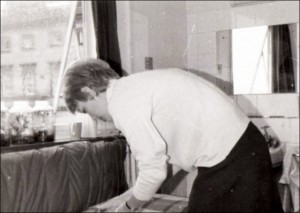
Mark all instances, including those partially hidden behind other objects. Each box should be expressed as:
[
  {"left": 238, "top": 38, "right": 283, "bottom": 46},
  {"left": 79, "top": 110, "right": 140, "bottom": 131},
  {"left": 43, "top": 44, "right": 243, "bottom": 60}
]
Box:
[{"left": 32, "top": 100, "right": 55, "bottom": 142}]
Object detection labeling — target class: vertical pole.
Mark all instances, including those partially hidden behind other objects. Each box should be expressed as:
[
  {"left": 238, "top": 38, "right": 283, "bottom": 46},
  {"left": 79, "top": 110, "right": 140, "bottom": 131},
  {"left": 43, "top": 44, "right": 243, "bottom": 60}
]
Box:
[{"left": 53, "top": 1, "right": 78, "bottom": 113}]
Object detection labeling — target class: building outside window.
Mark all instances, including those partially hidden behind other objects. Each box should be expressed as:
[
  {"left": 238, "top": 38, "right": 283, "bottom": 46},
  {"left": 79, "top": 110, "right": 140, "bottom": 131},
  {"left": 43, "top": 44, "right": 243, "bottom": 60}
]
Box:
[
  {"left": 1, "top": 1, "right": 99, "bottom": 139},
  {"left": 1, "top": 36, "right": 11, "bottom": 53},
  {"left": 49, "top": 62, "right": 61, "bottom": 96},
  {"left": 1, "top": 1, "right": 83, "bottom": 105},
  {"left": 21, "top": 63, "right": 36, "bottom": 96},
  {"left": 1, "top": 65, "right": 14, "bottom": 97},
  {"left": 21, "top": 34, "right": 35, "bottom": 50},
  {"left": 49, "top": 31, "right": 64, "bottom": 47}
]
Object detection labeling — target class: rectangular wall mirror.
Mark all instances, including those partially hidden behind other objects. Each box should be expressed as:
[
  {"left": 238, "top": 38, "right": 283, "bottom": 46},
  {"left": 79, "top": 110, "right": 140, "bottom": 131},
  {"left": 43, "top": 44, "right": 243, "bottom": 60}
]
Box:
[{"left": 217, "top": 23, "right": 299, "bottom": 95}]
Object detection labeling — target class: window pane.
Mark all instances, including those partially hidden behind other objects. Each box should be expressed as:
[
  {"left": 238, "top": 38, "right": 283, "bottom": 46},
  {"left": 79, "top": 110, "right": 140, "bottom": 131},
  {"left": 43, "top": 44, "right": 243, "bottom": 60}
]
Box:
[
  {"left": 1, "top": 1, "right": 83, "bottom": 109},
  {"left": 21, "top": 63, "right": 37, "bottom": 96},
  {"left": 232, "top": 26, "right": 271, "bottom": 94},
  {"left": 1, "top": 65, "right": 14, "bottom": 97}
]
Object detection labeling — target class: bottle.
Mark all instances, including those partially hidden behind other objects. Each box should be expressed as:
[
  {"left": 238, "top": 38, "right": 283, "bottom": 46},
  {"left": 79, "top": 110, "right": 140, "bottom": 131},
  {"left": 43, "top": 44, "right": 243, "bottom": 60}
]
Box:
[
  {"left": 9, "top": 101, "right": 34, "bottom": 144},
  {"left": 32, "top": 100, "right": 55, "bottom": 142},
  {"left": 1, "top": 101, "right": 11, "bottom": 147}
]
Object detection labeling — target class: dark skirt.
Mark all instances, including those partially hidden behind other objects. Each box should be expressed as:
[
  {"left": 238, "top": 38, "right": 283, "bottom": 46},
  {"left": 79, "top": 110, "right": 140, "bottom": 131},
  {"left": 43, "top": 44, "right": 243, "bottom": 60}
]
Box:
[{"left": 187, "top": 122, "right": 283, "bottom": 212}]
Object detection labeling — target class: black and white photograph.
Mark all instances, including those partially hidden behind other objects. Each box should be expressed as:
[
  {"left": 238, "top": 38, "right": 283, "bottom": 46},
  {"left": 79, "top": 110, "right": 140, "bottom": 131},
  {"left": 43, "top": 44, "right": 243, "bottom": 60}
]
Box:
[{"left": 1, "top": 1, "right": 299, "bottom": 212}]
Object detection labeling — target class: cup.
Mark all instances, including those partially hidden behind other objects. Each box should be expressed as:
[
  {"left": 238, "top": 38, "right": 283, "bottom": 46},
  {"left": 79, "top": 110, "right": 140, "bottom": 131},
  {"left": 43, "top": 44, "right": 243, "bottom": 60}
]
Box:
[{"left": 70, "top": 122, "right": 82, "bottom": 140}]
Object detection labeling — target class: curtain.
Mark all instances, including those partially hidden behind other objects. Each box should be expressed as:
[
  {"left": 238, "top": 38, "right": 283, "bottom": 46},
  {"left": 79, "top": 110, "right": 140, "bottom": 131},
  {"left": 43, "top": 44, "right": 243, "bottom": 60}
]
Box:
[
  {"left": 272, "top": 25, "right": 295, "bottom": 93},
  {"left": 0, "top": 138, "right": 128, "bottom": 212},
  {"left": 91, "top": 0, "right": 123, "bottom": 76}
]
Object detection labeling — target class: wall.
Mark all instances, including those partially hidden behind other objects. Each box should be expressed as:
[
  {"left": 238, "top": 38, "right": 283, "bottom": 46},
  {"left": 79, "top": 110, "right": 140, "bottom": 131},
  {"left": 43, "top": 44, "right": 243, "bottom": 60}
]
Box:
[
  {"left": 186, "top": 1, "right": 299, "bottom": 146},
  {"left": 129, "top": 1, "right": 187, "bottom": 73},
  {"left": 117, "top": 1, "right": 299, "bottom": 197}
]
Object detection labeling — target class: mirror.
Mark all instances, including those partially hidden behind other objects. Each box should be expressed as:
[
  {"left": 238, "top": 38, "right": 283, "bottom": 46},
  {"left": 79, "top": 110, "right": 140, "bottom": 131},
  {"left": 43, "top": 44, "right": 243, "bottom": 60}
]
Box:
[{"left": 217, "top": 23, "right": 299, "bottom": 95}]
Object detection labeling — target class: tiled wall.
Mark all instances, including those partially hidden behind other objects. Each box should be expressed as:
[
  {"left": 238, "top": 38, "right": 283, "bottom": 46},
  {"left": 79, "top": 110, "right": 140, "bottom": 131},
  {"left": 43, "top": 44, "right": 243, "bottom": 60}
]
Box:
[
  {"left": 186, "top": 1, "right": 299, "bottom": 146},
  {"left": 233, "top": 94, "right": 299, "bottom": 145},
  {"left": 129, "top": 1, "right": 187, "bottom": 73}
]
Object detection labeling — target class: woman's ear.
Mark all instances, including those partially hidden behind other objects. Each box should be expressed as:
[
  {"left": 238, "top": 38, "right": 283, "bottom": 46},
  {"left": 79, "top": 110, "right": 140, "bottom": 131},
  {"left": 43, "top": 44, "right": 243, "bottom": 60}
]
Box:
[{"left": 81, "top": 86, "right": 97, "bottom": 98}]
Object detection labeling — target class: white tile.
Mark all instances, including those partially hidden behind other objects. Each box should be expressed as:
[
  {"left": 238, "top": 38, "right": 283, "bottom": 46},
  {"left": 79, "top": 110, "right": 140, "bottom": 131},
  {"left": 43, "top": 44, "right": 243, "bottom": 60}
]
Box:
[
  {"left": 187, "top": 53, "right": 199, "bottom": 71},
  {"left": 285, "top": 118, "right": 300, "bottom": 144},
  {"left": 197, "top": 32, "right": 216, "bottom": 54},
  {"left": 192, "top": 1, "right": 231, "bottom": 12},
  {"left": 187, "top": 13, "right": 198, "bottom": 35},
  {"left": 211, "top": 1, "right": 232, "bottom": 10},
  {"left": 198, "top": 53, "right": 217, "bottom": 71},
  {"left": 275, "top": 1, "right": 299, "bottom": 25},
  {"left": 187, "top": 34, "right": 198, "bottom": 56},
  {"left": 186, "top": 1, "right": 201, "bottom": 13},
  {"left": 232, "top": 6, "right": 256, "bottom": 29},
  {"left": 197, "top": 10, "right": 217, "bottom": 32},
  {"left": 256, "top": 94, "right": 299, "bottom": 118},
  {"left": 254, "top": 2, "right": 281, "bottom": 26},
  {"left": 216, "top": 9, "right": 234, "bottom": 31}
]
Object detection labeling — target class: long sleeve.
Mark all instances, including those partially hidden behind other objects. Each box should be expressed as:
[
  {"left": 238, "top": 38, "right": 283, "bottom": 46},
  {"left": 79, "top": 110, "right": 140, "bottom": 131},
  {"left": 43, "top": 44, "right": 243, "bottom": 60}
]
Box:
[{"left": 114, "top": 104, "right": 168, "bottom": 201}]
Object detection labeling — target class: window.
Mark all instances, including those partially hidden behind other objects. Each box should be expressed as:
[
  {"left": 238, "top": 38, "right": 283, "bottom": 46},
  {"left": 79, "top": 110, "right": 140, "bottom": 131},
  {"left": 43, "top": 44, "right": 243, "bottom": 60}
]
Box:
[
  {"left": 49, "top": 31, "right": 64, "bottom": 47},
  {"left": 49, "top": 62, "right": 61, "bottom": 96},
  {"left": 21, "top": 63, "right": 36, "bottom": 96},
  {"left": 1, "top": 36, "right": 11, "bottom": 53},
  {"left": 232, "top": 24, "right": 297, "bottom": 94},
  {"left": 1, "top": 65, "right": 14, "bottom": 97},
  {"left": 1, "top": 1, "right": 84, "bottom": 104},
  {"left": 21, "top": 34, "right": 35, "bottom": 50}
]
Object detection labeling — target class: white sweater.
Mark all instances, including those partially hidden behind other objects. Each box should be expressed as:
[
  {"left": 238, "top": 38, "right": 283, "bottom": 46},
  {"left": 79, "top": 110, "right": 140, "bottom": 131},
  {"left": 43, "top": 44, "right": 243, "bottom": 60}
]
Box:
[{"left": 106, "top": 68, "right": 250, "bottom": 201}]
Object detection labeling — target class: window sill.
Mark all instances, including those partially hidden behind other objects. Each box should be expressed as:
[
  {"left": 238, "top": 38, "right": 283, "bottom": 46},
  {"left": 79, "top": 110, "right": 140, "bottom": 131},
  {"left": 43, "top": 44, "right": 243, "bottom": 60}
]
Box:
[{"left": 0, "top": 135, "right": 125, "bottom": 154}]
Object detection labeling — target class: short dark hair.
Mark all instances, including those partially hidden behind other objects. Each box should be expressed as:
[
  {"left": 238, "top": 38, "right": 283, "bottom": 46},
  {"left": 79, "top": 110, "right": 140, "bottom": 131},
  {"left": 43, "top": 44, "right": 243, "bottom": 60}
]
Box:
[{"left": 63, "top": 58, "right": 120, "bottom": 113}]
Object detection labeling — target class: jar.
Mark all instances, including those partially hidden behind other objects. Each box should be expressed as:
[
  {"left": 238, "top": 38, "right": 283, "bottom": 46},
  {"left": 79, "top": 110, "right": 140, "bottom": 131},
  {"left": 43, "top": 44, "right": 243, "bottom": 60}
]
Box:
[
  {"left": 32, "top": 101, "right": 55, "bottom": 142},
  {"left": 9, "top": 101, "right": 34, "bottom": 144},
  {"left": 1, "top": 102, "right": 11, "bottom": 147}
]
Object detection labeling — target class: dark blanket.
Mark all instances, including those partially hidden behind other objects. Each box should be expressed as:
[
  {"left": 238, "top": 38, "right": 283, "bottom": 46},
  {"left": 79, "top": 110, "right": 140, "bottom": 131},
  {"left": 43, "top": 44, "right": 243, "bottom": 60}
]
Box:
[{"left": 1, "top": 139, "right": 128, "bottom": 212}]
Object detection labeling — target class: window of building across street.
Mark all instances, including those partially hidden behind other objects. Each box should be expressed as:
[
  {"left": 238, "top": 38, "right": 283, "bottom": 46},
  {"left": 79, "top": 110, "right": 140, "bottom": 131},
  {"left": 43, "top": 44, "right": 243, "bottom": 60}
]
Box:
[{"left": 1, "top": 1, "right": 84, "bottom": 109}]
